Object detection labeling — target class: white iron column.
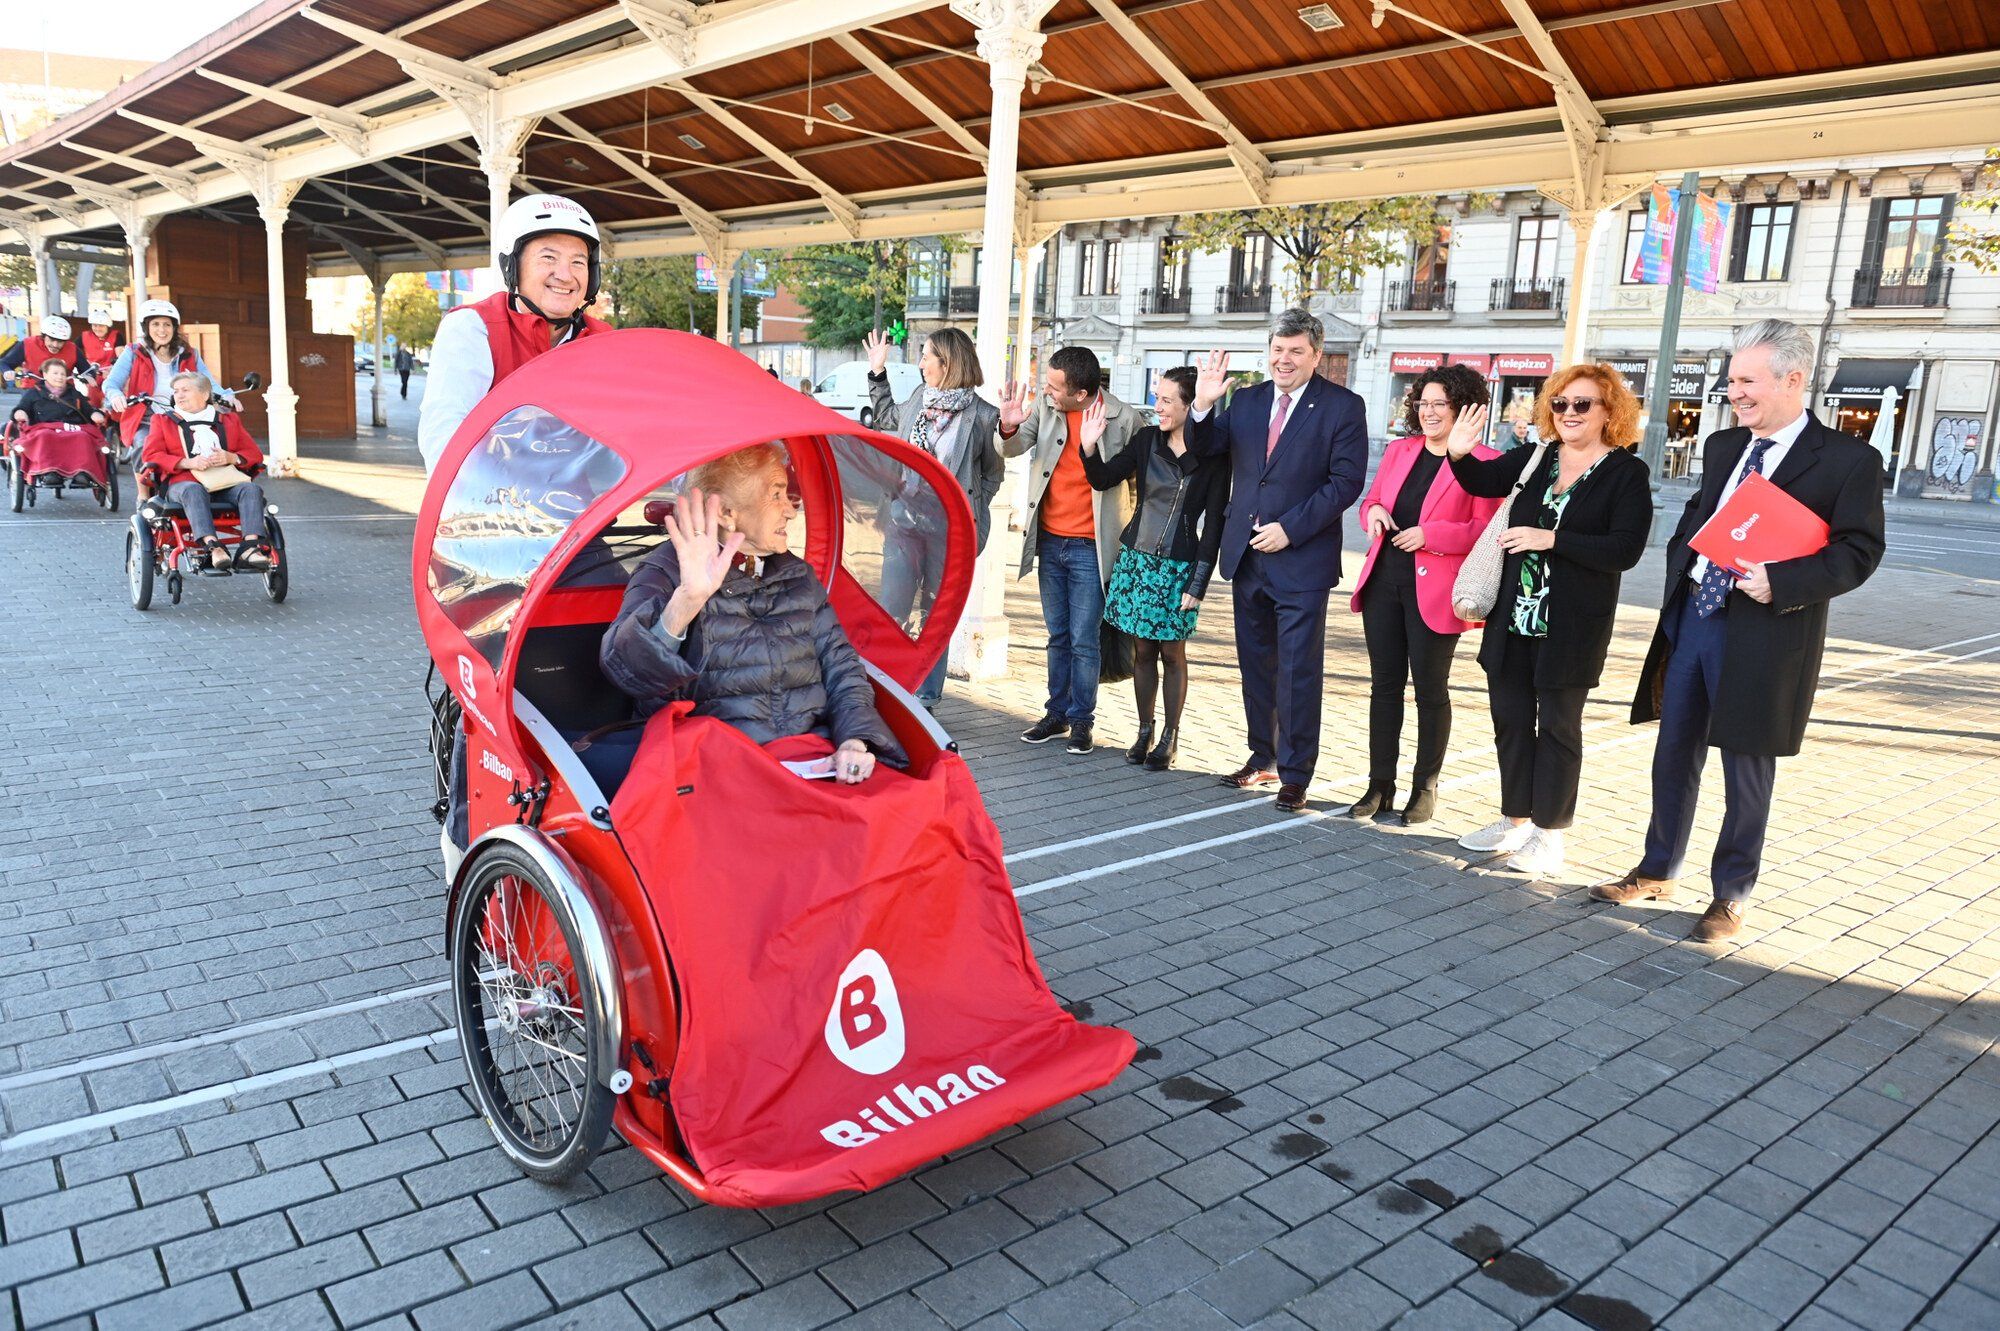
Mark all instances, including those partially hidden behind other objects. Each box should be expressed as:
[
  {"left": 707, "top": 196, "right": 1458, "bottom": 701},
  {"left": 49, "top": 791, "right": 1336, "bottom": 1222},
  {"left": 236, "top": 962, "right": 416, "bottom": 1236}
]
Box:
[
  {"left": 1560, "top": 207, "right": 1606, "bottom": 366},
  {"left": 260, "top": 186, "right": 304, "bottom": 477},
  {"left": 121, "top": 215, "right": 153, "bottom": 341},
  {"left": 371, "top": 272, "right": 389, "bottom": 428},
  {"left": 948, "top": 0, "right": 1055, "bottom": 682},
  {"left": 483, "top": 148, "right": 518, "bottom": 270},
  {"left": 712, "top": 248, "right": 739, "bottom": 346},
  {"left": 1012, "top": 241, "right": 1041, "bottom": 385},
  {"left": 1538, "top": 166, "right": 1650, "bottom": 369},
  {"left": 28, "top": 235, "right": 49, "bottom": 320}
]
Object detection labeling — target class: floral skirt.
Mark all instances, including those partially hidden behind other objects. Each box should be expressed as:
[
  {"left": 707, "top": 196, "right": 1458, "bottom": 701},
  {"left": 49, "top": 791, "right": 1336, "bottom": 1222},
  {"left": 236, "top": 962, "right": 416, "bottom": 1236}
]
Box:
[{"left": 1103, "top": 546, "right": 1200, "bottom": 642}]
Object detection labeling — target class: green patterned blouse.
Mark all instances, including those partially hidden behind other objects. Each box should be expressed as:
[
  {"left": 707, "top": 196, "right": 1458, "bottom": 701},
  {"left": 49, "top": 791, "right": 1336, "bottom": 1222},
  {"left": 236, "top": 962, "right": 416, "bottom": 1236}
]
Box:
[{"left": 1509, "top": 452, "right": 1607, "bottom": 638}]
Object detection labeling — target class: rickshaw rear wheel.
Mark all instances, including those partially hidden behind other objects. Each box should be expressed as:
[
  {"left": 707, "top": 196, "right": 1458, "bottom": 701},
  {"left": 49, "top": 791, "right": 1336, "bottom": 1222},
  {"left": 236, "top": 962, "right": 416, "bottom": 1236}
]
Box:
[
  {"left": 9, "top": 464, "right": 22, "bottom": 513},
  {"left": 451, "top": 843, "right": 616, "bottom": 1182},
  {"left": 105, "top": 464, "right": 119, "bottom": 513},
  {"left": 264, "top": 517, "right": 289, "bottom": 603},
  {"left": 127, "top": 520, "right": 154, "bottom": 611}
]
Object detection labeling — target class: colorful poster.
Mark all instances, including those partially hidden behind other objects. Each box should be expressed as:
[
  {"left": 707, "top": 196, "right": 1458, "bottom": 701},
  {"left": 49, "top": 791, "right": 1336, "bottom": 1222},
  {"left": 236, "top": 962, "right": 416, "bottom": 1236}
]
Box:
[{"left": 1629, "top": 185, "right": 1734, "bottom": 294}]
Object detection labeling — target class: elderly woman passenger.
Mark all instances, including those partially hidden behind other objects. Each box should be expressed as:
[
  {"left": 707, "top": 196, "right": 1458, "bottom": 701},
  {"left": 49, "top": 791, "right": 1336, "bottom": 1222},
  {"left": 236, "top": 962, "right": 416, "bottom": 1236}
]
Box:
[
  {"left": 600, "top": 443, "right": 906, "bottom": 783},
  {"left": 139, "top": 371, "right": 270, "bottom": 571}
]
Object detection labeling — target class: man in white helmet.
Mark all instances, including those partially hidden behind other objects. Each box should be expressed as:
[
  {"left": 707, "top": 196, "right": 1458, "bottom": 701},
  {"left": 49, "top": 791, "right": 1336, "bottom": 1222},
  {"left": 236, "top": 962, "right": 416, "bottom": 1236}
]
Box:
[
  {"left": 417, "top": 194, "right": 610, "bottom": 472},
  {"left": 1, "top": 314, "right": 83, "bottom": 388}
]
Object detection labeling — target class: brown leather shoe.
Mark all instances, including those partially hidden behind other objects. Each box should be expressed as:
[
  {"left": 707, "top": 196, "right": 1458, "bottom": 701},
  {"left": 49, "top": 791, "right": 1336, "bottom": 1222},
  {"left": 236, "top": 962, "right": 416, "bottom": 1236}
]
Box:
[
  {"left": 1692, "top": 899, "right": 1746, "bottom": 942},
  {"left": 1221, "top": 764, "right": 1280, "bottom": 789},
  {"left": 1275, "top": 782, "right": 1309, "bottom": 812},
  {"left": 1590, "top": 871, "right": 1677, "bottom": 904}
]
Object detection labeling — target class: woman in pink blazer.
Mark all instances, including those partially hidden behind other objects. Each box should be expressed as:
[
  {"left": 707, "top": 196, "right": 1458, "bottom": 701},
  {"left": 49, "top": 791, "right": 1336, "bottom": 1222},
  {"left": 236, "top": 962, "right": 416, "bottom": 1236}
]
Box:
[{"left": 1344, "top": 365, "right": 1503, "bottom": 826}]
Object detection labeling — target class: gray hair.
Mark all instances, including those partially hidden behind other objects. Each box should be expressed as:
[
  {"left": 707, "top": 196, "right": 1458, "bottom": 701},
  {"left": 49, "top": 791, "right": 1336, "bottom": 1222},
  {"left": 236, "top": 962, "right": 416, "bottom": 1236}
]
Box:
[
  {"left": 1272, "top": 308, "right": 1324, "bottom": 353},
  {"left": 169, "top": 371, "right": 212, "bottom": 396},
  {"left": 1734, "top": 319, "right": 1815, "bottom": 380}
]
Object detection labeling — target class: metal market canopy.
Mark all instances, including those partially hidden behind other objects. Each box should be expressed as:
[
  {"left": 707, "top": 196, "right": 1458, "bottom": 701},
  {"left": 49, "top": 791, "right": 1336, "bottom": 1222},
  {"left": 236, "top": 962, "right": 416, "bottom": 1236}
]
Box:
[{"left": 2, "top": 0, "right": 1995, "bottom": 479}]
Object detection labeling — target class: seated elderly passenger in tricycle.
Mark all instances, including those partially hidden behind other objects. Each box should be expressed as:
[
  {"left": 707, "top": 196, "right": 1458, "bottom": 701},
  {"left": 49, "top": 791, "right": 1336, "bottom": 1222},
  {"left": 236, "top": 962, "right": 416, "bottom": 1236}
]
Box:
[
  {"left": 7, "top": 359, "right": 117, "bottom": 513},
  {"left": 416, "top": 329, "right": 1132, "bottom": 1205}
]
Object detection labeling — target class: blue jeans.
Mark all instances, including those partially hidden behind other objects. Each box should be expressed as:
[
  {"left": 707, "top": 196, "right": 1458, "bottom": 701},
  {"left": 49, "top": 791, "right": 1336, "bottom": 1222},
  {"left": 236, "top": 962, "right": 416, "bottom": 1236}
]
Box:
[
  {"left": 167, "top": 479, "right": 266, "bottom": 541},
  {"left": 1036, "top": 531, "right": 1103, "bottom": 726}
]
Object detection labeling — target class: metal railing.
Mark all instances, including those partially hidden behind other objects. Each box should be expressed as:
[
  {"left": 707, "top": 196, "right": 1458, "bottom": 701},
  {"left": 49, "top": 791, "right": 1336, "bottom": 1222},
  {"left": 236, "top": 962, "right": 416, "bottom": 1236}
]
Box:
[
  {"left": 1489, "top": 277, "right": 1566, "bottom": 313},
  {"left": 1851, "top": 264, "right": 1953, "bottom": 309},
  {"left": 1141, "top": 285, "right": 1193, "bottom": 315},
  {"left": 1216, "top": 284, "right": 1273, "bottom": 315},
  {"left": 1387, "top": 278, "right": 1455, "bottom": 312}
]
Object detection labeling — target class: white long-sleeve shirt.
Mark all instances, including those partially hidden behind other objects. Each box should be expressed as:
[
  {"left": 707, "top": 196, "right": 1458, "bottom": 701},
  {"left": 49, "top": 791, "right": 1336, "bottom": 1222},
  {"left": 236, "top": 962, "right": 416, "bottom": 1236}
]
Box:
[{"left": 417, "top": 305, "right": 585, "bottom": 473}]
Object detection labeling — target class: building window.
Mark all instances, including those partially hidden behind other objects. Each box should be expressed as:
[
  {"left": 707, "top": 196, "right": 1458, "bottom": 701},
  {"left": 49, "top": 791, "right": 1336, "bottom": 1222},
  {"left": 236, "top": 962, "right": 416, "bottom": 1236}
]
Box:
[
  {"left": 1229, "top": 234, "right": 1271, "bottom": 295},
  {"left": 1620, "top": 209, "right": 1649, "bottom": 284},
  {"left": 1157, "top": 236, "right": 1189, "bottom": 294},
  {"left": 1514, "top": 214, "right": 1562, "bottom": 283},
  {"left": 1101, "top": 239, "right": 1122, "bottom": 296},
  {"left": 1879, "top": 195, "right": 1950, "bottom": 275},
  {"left": 1731, "top": 202, "right": 1796, "bottom": 282},
  {"left": 1077, "top": 240, "right": 1099, "bottom": 296}
]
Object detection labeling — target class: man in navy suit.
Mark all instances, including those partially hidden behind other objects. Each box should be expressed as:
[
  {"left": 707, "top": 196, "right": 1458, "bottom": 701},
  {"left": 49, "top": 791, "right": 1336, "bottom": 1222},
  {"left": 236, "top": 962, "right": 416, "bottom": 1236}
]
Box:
[
  {"left": 1191, "top": 310, "right": 1370, "bottom": 811},
  {"left": 1594, "top": 319, "right": 1884, "bottom": 941}
]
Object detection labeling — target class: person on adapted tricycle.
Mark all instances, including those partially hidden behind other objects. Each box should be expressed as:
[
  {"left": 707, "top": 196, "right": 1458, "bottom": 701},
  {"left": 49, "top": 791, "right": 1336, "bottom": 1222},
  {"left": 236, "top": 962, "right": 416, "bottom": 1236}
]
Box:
[
  {"left": 10, "top": 358, "right": 106, "bottom": 432},
  {"left": 140, "top": 372, "right": 271, "bottom": 573},
  {"left": 600, "top": 443, "right": 904, "bottom": 785}
]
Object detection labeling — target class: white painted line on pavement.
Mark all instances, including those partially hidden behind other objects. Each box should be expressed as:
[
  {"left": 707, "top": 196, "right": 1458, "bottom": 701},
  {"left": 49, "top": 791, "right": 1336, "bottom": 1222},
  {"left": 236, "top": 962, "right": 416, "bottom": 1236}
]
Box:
[
  {"left": 1, "top": 1030, "right": 456, "bottom": 1155},
  {"left": 0, "top": 980, "right": 450, "bottom": 1093}
]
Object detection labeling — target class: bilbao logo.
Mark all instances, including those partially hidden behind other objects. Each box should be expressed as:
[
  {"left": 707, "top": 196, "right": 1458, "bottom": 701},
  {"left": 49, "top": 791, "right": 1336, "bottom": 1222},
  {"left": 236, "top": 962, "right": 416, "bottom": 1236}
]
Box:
[
  {"left": 825, "top": 949, "right": 905, "bottom": 1076},
  {"left": 1730, "top": 512, "right": 1761, "bottom": 543},
  {"left": 457, "top": 654, "right": 478, "bottom": 701}
]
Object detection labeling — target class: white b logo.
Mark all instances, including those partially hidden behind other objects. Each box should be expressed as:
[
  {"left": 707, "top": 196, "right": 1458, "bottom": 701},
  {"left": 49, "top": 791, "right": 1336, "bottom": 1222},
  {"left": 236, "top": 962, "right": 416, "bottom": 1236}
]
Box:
[
  {"left": 825, "top": 949, "right": 905, "bottom": 1076},
  {"left": 457, "top": 654, "right": 478, "bottom": 700}
]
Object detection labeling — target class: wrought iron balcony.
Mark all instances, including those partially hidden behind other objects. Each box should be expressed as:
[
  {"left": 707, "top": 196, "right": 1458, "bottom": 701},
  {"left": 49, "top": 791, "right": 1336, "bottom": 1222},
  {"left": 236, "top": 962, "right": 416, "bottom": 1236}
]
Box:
[
  {"left": 1851, "top": 264, "right": 1953, "bottom": 309},
  {"left": 1489, "top": 277, "right": 1566, "bottom": 313},
  {"left": 1216, "top": 284, "right": 1273, "bottom": 315},
  {"left": 1387, "top": 278, "right": 1455, "bottom": 312},
  {"left": 1141, "top": 285, "right": 1193, "bottom": 315}
]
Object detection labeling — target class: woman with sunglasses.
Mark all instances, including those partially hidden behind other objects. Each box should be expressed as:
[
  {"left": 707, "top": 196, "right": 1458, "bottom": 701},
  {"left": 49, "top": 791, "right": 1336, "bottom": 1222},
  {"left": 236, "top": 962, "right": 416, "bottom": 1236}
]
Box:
[
  {"left": 1342, "top": 364, "right": 1503, "bottom": 826},
  {"left": 1444, "top": 365, "right": 1652, "bottom": 877}
]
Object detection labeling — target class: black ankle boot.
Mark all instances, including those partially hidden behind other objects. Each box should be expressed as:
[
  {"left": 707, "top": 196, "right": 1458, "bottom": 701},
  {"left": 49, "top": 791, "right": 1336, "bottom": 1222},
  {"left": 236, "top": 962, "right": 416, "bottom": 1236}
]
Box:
[
  {"left": 1345, "top": 781, "right": 1396, "bottom": 819},
  {"left": 1125, "top": 723, "right": 1154, "bottom": 764},
  {"left": 1145, "top": 727, "right": 1178, "bottom": 771},
  {"left": 1396, "top": 788, "right": 1437, "bottom": 826}
]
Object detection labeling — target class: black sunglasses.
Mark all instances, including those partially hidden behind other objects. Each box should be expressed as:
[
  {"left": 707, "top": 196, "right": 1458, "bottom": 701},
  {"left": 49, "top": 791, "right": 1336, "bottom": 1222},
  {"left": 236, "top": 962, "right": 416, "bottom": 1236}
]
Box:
[{"left": 1548, "top": 396, "right": 1600, "bottom": 414}]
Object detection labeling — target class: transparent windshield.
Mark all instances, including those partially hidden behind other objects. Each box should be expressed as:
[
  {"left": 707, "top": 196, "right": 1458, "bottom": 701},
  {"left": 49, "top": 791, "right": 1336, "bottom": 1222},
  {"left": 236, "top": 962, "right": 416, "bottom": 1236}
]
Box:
[
  {"left": 827, "top": 433, "right": 951, "bottom": 643},
  {"left": 426, "top": 406, "right": 629, "bottom": 667}
]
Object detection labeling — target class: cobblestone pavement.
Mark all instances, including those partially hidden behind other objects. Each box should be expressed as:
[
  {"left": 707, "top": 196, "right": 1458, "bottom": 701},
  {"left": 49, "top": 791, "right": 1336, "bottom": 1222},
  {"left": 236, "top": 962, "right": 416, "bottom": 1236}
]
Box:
[{"left": 3, "top": 393, "right": 1999, "bottom": 1331}]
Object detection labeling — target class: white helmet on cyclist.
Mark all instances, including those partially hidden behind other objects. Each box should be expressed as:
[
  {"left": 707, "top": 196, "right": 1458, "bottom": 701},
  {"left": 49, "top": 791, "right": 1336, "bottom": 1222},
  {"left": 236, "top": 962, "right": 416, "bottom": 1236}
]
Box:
[
  {"left": 495, "top": 194, "right": 602, "bottom": 314},
  {"left": 137, "top": 298, "right": 181, "bottom": 326},
  {"left": 40, "top": 315, "right": 71, "bottom": 342}
]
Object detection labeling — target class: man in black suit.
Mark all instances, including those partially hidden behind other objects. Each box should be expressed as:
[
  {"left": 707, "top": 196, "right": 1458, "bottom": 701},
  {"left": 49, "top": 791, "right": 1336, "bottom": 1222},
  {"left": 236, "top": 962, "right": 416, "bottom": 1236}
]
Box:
[
  {"left": 1190, "top": 310, "right": 1369, "bottom": 812},
  {"left": 1594, "top": 319, "right": 1885, "bottom": 940}
]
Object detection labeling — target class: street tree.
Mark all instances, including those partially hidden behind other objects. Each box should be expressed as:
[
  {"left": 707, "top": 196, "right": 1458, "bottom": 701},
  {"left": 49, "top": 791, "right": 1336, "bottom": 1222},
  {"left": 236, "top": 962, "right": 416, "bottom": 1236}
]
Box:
[
  {"left": 0, "top": 256, "right": 127, "bottom": 313},
  {"left": 603, "top": 254, "right": 756, "bottom": 335},
  {"left": 352, "top": 272, "right": 444, "bottom": 351},
  {"left": 766, "top": 239, "right": 956, "bottom": 347},
  {"left": 1176, "top": 198, "right": 1457, "bottom": 306},
  {"left": 1947, "top": 148, "right": 2000, "bottom": 273}
]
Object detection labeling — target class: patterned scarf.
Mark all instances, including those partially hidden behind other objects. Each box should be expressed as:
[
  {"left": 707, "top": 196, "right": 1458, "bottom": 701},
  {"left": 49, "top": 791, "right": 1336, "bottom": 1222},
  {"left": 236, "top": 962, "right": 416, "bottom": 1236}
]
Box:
[{"left": 911, "top": 385, "right": 977, "bottom": 470}]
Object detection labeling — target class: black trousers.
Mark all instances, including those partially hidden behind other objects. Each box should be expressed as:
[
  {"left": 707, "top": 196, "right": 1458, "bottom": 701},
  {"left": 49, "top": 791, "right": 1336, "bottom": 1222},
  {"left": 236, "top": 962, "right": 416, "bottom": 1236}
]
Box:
[
  {"left": 1232, "top": 553, "right": 1330, "bottom": 786},
  {"left": 1360, "top": 574, "right": 1460, "bottom": 789},
  {"left": 1487, "top": 632, "right": 1589, "bottom": 830}
]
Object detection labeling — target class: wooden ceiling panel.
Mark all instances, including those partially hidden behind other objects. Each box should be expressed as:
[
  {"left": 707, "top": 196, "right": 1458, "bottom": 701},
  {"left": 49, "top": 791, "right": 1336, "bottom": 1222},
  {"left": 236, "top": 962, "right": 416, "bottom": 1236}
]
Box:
[
  {"left": 290, "top": 52, "right": 422, "bottom": 114},
  {"left": 417, "top": 0, "right": 611, "bottom": 62}
]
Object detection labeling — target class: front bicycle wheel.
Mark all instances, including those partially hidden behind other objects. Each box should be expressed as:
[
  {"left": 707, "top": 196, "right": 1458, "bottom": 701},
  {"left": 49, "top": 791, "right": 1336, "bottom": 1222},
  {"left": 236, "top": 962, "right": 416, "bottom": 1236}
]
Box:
[{"left": 451, "top": 843, "right": 616, "bottom": 1181}]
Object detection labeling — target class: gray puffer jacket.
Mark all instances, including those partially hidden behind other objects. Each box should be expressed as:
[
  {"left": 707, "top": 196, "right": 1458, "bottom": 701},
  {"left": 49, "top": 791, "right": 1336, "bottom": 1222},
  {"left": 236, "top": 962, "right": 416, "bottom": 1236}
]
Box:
[{"left": 600, "top": 544, "right": 906, "bottom": 764}]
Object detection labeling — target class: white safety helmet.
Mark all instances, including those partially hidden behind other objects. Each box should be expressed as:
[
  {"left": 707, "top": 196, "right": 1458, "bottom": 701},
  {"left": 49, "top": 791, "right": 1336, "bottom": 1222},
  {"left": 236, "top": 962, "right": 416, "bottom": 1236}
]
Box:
[
  {"left": 495, "top": 194, "right": 602, "bottom": 308},
  {"left": 40, "top": 315, "right": 72, "bottom": 342},
  {"left": 137, "top": 298, "right": 182, "bottom": 326},
  {"left": 87, "top": 304, "right": 117, "bottom": 328}
]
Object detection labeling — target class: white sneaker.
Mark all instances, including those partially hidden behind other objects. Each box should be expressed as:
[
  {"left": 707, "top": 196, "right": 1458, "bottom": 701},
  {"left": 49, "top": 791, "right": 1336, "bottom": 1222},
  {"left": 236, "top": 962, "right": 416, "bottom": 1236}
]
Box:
[
  {"left": 1505, "top": 827, "right": 1566, "bottom": 876},
  {"left": 1458, "top": 819, "right": 1534, "bottom": 853}
]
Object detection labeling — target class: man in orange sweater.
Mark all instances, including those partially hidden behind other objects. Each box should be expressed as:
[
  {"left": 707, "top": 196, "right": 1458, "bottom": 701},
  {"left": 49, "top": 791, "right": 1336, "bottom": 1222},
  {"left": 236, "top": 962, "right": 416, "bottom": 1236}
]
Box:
[{"left": 998, "top": 346, "right": 1143, "bottom": 755}]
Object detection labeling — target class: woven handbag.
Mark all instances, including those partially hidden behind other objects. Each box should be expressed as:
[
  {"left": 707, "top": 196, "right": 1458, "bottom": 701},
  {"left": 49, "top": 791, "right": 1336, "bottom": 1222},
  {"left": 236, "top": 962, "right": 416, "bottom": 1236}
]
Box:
[{"left": 1451, "top": 443, "right": 1547, "bottom": 622}]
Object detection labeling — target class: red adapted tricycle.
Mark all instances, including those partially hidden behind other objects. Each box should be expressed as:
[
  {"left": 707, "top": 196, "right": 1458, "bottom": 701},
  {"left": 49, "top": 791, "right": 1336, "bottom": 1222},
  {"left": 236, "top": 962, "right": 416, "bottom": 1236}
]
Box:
[
  {"left": 415, "top": 330, "right": 1132, "bottom": 1207},
  {"left": 5, "top": 369, "right": 118, "bottom": 513}
]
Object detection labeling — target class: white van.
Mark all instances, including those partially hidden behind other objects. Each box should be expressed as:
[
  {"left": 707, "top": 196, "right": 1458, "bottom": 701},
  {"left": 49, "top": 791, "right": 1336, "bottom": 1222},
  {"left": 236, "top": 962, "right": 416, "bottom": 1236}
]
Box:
[{"left": 813, "top": 361, "right": 923, "bottom": 429}]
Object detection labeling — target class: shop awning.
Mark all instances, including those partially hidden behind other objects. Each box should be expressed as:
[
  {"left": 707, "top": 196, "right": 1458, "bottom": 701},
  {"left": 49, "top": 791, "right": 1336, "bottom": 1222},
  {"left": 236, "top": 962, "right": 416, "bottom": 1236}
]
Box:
[{"left": 1825, "top": 360, "right": 1921, "bottom": 401}]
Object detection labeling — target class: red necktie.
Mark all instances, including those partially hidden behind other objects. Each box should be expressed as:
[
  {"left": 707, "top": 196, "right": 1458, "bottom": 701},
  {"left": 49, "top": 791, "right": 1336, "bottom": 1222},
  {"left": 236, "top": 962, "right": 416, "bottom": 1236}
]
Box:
[{"left": 1267, "top": 392, "right": 1292, "bottom": 459}]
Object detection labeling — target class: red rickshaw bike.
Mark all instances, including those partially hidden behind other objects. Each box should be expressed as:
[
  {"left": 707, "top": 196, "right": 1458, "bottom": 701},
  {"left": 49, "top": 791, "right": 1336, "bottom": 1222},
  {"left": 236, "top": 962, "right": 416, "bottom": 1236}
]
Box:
[
  {"left": 415, "top": 329, "right": 1133, "bottom": 1207},
  {"left": 6, "top": 366, "right": 117, "bottom": 513}
]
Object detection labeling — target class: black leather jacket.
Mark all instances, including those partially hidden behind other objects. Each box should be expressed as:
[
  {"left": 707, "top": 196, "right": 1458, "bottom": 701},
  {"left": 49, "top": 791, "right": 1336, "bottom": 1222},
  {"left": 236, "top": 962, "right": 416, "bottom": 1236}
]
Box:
[{"left": 1081, "top": 422, "right": 1230, "bottom": 599}]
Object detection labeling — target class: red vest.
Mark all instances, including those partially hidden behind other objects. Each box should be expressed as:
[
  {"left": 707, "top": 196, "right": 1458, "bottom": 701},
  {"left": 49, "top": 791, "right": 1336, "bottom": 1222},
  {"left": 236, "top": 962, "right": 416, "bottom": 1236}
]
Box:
[
  {"left": 82, "top": 329, "right": 122, "bottom": 368},
  {"left": 119, "top": 346, "right": 198, "bottom": 441},
  {"left": 468, "top": 292, "right": 610, "bottom": 385},
  {"left": 18, "top": 335, "right": 82, "bottom": 376}
]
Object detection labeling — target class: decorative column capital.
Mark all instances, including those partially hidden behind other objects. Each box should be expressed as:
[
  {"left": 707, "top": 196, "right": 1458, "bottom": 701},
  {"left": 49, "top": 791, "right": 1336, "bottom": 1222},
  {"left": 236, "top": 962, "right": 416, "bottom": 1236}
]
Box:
[{"left": 950, "top": 0, "right": 1057, "bottom": 77}]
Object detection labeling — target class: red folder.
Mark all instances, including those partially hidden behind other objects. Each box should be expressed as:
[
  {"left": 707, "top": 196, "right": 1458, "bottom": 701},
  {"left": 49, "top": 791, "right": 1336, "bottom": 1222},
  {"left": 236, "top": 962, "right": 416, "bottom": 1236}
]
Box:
[{"left": 1688, "top": 472, "right": 1829, "bottom": 575}]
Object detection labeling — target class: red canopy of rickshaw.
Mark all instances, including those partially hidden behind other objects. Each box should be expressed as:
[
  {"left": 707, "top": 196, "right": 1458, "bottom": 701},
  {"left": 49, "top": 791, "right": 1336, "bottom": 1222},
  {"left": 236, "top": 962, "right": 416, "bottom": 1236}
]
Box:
[{"left": 412, "top": 329, "right": 974, "bottom": 780}]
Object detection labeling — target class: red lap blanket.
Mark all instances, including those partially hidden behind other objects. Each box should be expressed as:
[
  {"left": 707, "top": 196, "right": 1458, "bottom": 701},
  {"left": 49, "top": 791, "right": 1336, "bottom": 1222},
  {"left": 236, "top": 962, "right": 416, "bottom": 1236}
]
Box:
[
  {"left": 14, "top": 423, "right": 108, "bottom": 483},
  {"left": 609, "top": 704, "right": 1134, "bottom": 1205}
]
